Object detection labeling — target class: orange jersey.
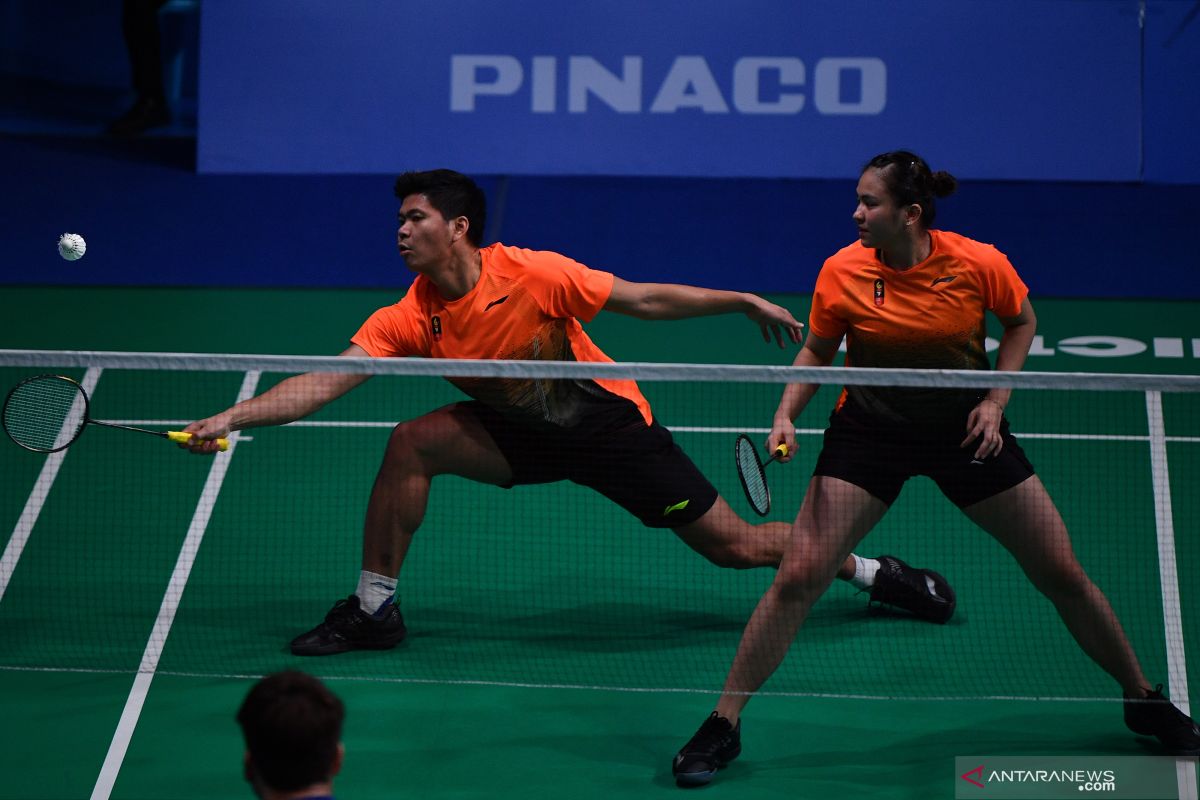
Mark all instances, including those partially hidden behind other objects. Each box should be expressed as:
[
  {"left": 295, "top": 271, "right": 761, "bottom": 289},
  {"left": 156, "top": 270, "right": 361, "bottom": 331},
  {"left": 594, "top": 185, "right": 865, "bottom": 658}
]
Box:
[
  {"left": 809, "top": 229, "right": 1028, "bottom": 425},
  {"left": 352, "top": 243, "right": 652, "bottom": 426}
]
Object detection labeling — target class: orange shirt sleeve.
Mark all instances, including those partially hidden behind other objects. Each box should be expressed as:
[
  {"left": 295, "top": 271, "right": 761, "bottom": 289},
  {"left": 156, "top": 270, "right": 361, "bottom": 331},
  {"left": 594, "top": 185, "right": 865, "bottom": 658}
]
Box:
[
  {"left": 807, "top": 256, "right": 849, "bottom": 341},
  {"left": 503, "top": 247, "right": 614, "bottom": 322},
  {"left": 350, "top": 287, "right": 429, "bottom": 357},
  {"left": 978, "top": 245, "right": 1028, "bottom": 318}
]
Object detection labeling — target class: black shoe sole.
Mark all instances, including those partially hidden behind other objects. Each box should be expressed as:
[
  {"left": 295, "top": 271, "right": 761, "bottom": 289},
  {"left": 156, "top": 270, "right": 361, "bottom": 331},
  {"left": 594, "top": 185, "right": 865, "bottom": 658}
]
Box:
[
  {"left": 1165, "top": 747, "right": 1200, "bottom": 756},
  {"left": 674, "top": 769, "right": 717, "bottom": 788},
  {"left": 672, "top": 747, "right": 740, "bottom": 788},
  {"left": 1131, "top": 731, "right": 1200, "bottom": 757},
  {"left": 290, "top": 633, "right": 405, "bottom": 656}
]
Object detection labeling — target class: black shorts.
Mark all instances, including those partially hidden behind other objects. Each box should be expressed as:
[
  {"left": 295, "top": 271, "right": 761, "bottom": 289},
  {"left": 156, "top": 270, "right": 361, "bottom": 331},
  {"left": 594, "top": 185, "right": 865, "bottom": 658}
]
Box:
[
  {"left": 813, "top": 400, "right": 1035, "bottom": 508},
  {"left": 461, "top": 400, "right": 718, "bottom": 528}
]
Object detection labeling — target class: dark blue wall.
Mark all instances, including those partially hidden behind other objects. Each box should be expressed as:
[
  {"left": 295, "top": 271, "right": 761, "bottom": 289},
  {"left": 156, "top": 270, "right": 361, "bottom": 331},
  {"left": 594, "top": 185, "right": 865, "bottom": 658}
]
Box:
[
  {"left": 1, "top": 136, "right": 1196, "bottom": 298},
  {"left": 1, "top": 1, "right": 1198, "bottom": 296}
]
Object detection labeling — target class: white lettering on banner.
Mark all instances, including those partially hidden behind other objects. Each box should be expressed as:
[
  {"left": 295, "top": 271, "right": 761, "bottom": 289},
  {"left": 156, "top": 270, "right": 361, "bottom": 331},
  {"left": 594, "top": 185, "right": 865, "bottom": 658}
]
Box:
[
  {"left": 532, "top": 56, "right": 555, "bottom": 113},
  {"left": 569, "top": 56, "right": 641, "bottom": 112},
  {"left": 1056, "top": 336, "right": 1148, "bottom": 358},
  {"left": 450, "top": 55, "right": 523, "bottom": 111},
  {"left": 1027, "top": 334, "right": 1056, "bottom": 356},
  {"left": 1153, "top": 337, "right": 1184, "bottom": 358},
  {"left": 733, "top": 58, "right": 805, "bottom": 113},
  {"left": 450, "top": 55, "right": 887, "bottom": 115},
  {"left": 980, "top": 335, "right": 1166, "bottom": 358},
  {"left": 835, "top": 334, "right": 1194, "bottom": 359},
  {"left": 814, "top": 58, "right": 886, "bottom": 114},
  {"left": 650, "top": 56, "right": 729, "bottom": 113}
]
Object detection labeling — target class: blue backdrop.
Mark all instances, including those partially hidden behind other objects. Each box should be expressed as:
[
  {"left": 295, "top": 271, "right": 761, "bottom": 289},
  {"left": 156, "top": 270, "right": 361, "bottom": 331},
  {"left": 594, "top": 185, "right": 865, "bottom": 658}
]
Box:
[
  {"left": 2, "top": 136, "right": 1197, "bottom": 297},
  {"left": 194, "top": 0, "right": 1198, "bottom": 182},
  {"left": 1, "top": 1, "right": 1198, "bottom": 295}
]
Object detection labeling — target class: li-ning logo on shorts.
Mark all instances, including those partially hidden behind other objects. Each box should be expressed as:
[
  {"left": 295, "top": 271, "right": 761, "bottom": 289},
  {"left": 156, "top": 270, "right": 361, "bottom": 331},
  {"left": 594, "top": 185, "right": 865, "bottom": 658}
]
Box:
[
  {"left": 431, "top": 315, "right": 443, "bottom": 341},
  {"left": 663, "top": 499, "right": 690, "bottom": 516},
  {"left": 873, "top": 279, "right": 885, "bottom": 306}
]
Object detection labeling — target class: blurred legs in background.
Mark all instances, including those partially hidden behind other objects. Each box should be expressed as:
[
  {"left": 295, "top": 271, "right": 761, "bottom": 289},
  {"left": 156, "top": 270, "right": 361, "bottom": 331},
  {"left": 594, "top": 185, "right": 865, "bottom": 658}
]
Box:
[{"left": 107, "top": 0, "right": 171, "bottom": 137}]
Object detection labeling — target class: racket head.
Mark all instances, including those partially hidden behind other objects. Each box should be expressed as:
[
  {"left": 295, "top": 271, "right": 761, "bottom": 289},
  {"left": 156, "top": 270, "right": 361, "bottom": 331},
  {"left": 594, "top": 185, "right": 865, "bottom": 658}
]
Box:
[
  {"left": 734, "top": 433, "right": 771, "bottom": 517},
  {"left": 2, "top": 374, "right": 90, "bottom": 453}
]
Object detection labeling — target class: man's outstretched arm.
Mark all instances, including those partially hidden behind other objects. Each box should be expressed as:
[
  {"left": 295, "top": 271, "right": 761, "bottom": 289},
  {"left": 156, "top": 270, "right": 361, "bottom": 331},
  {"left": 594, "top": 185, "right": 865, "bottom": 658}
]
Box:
[
  {"left": 181, "top": 344, "right": 373, "bottom": 452},
  {"left": 602, "top": 277, "right": 803, "bottom": 347}
]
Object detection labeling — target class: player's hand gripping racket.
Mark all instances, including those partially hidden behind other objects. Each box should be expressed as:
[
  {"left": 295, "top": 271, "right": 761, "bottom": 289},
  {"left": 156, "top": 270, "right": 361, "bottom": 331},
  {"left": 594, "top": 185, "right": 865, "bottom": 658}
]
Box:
[
  {"left": 734, "top": 433, "right": 788, "bottom": 517},
  {"left": 2, "top": 374, "right": 228, "bottom": 453}
]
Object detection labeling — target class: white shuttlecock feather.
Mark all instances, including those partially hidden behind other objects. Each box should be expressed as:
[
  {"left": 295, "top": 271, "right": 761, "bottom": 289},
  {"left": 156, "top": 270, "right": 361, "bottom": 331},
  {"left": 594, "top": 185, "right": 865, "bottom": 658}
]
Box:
[{"left": 58, "top": 233, "right": 87, "bottom": 261}]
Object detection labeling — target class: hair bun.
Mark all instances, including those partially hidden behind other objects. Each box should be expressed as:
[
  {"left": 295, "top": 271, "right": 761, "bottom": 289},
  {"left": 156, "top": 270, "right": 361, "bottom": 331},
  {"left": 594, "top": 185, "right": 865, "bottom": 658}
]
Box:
[{"left": 930, "top": 170, "right": 958, "bottom": 198}]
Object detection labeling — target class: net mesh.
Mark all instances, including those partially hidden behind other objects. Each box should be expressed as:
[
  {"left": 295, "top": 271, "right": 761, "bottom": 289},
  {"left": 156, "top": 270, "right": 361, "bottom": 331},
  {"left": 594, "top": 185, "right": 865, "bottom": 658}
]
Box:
[{"left": 1, "top": 349, "right": 1197, "bottom": 703}]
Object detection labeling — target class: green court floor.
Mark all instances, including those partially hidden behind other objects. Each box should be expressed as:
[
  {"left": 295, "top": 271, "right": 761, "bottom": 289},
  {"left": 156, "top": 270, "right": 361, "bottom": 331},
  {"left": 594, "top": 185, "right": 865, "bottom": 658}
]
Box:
[{"left": 1, "top": 288, "right": 1198, "bottom": 799}]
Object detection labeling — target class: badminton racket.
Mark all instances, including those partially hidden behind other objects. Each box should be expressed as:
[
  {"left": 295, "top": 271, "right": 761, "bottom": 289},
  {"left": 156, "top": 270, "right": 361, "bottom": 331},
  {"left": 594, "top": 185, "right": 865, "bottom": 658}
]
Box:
[
  {"left": 734, "top": 433, "right": 787, "bottom": 516},
  {"left": 2, "top": 374, "right": 228, "bottom": 453}
]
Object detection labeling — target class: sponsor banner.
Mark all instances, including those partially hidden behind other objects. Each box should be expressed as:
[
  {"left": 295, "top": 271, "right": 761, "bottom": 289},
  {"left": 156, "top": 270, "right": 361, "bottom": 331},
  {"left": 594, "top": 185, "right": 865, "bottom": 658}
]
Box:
[
  {"left": 955, "top": 756, "right": 1180, "bottom": 799},
  {"left": 985, "top": 335, "right": 1200, "bottom": 360},
  {"left": 198, "top": 0, "right": 1140, "bottom": 179}
]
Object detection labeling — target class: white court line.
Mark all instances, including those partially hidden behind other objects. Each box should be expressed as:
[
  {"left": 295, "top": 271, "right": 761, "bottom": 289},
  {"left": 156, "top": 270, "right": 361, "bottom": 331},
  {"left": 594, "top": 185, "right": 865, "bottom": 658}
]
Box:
[
  {"left": 1144, "top": 391, "right": 1197, "bottom": 800},
  {"left": 89, "top": 371, "right": 261, "bottom": 800},
  {"left": 0, "top": 367, "right": 102, "bottom": 603},
  {"left": 0, "top": 661, "right": 1169, "bottom": 704}
]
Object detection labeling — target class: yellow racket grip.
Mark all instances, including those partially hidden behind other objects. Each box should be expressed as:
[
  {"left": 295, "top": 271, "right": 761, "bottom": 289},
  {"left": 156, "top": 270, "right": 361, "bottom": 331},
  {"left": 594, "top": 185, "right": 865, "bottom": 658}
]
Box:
[
  {"left": 774, "top": 443, "right": 789, "bottom": 457},
  {"left": 167, "top": 431, "right": 230, "bottom": 451}
]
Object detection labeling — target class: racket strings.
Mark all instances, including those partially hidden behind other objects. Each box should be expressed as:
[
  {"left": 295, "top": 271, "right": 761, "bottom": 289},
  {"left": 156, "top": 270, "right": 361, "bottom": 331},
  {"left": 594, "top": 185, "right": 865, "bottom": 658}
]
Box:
[
  {"left": 735, "top": 438, "right": 770, "bottom": 514},
  {"left": 2, "top": 376, "right": 87, "bottom": 452}
]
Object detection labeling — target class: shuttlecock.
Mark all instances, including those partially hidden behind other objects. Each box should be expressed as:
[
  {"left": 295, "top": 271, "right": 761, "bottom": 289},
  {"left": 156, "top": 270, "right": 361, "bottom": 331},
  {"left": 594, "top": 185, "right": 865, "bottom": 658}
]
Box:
[{"left": 58, "top": 233, "right": 86, "bottom": 261}]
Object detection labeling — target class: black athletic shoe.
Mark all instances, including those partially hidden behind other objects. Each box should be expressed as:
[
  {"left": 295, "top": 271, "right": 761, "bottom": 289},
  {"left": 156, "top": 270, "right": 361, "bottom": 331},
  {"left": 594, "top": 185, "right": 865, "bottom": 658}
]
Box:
[
  {"left": 673, "top": 712, "right": 741, "bottom": 788},
  {"left": 1124, "top": 684, "right": 1200, "bottom": 756},
  {"left": 290, "top": 595, "right": 407, "bottom": 656},
  {"left": 869, "top": 555, "right": 956, "bottom": 624}
]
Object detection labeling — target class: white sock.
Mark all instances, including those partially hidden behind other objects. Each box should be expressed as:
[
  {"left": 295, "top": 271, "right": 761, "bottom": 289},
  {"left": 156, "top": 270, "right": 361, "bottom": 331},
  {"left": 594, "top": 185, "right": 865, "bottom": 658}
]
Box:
[
  {"left": 356, "top": 570, "right": 396, "bottom": 616},
  {"left": 853, "top": 556, "right": 941, "bottom": 597},
  {"left": 850, "top": 555, "right": 879, "bottom": 590}
]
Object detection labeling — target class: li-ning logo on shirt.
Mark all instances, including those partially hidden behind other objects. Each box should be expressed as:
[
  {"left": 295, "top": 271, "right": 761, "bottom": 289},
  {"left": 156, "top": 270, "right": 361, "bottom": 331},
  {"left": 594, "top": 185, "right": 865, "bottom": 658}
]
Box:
[
  {"left": 873, "top": 279, "right": 885, "bottom": 307},
  {"left": 484, "top": 295, "right": 510, "bottom": 311},
  {"left": 431, "top": 315, "right": 443, "bottom": 341},
  {"left": 931, "top": 275, "right": 958, "bottom": 286}
]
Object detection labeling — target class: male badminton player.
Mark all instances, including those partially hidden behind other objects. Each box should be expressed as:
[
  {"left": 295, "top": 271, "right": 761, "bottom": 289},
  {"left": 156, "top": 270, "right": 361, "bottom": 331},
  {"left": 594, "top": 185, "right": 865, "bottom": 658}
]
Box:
[{"left": 181, "top": 169, "right": 954, "bottom": 659}]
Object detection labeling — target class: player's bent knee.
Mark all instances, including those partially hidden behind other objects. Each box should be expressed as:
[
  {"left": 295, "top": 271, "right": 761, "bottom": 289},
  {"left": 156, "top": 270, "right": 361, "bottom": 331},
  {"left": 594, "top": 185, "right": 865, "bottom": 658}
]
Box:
[
  {"left": 384, "top": 419, "right": 421, "bottom": 453},
  {"left": 387, "top": 409, "right": 463, "bottom": 453},
  {"left": 775, "top": 560, "right": 832, "bottom": 603},
  {"left": 382, "top": 417, "right": 448, "bottom": 468}
]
